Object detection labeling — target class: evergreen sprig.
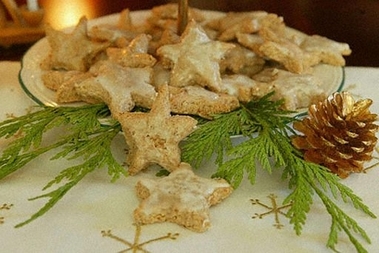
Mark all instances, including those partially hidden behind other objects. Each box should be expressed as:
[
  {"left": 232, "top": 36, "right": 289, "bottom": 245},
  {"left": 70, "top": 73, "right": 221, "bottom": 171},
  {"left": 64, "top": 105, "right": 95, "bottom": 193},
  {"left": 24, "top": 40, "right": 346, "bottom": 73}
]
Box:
[
  {"left": 182, "top": 93, "right": 376, "bottom": 253},
  {"left": 0, "top": 104, "right": 125, "bottom": 227}
]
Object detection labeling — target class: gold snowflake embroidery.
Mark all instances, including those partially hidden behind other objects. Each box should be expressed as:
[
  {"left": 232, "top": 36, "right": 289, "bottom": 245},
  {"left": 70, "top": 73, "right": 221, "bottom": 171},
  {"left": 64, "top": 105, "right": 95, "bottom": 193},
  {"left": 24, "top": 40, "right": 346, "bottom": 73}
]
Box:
[
  {"left": 251, "top": 194, "right": 292, "bottom": 229},
  {"left": 0, "top": 203, "right": 13, "bottom": 225},
  {"left": 101, "top": 224, "right": 179, "bottom": 253},
  {"left": 5, "top": 113, "right": 16, "bottom": 119}
]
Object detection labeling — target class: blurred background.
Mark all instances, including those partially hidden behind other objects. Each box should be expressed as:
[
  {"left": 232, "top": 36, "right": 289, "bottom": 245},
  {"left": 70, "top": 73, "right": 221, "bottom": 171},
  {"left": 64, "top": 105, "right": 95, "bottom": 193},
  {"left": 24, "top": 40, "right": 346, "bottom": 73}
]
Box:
[{"left": 1, "top": 0, "right": 379, "bottom": 66}]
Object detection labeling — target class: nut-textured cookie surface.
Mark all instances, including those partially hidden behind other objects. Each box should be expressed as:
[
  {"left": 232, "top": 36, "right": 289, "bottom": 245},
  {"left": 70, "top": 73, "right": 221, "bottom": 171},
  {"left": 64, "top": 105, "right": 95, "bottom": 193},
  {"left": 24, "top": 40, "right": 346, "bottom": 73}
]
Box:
[
  {"left": 134, "top": 163, "right": 233, "bottom": 232},
  {"left": 119, "top": 85, "right": 197, "bottom": 175}
]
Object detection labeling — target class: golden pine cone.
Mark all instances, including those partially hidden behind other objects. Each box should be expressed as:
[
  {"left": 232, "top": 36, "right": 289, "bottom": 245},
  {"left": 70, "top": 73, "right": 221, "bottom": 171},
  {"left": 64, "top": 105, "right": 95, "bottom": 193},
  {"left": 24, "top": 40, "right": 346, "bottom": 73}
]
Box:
[{"left": 292, "top": 92, "right": 378, "bottom": 178}]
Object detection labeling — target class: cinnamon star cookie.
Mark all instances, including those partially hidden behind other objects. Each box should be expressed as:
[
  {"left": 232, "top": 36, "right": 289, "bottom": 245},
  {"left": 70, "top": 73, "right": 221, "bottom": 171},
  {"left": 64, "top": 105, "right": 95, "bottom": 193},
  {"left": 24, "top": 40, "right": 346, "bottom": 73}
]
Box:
[
  {"left": 157, "top": 20, "right": 234, "bottom": 92},
  {"left": 118, "top": 84, "right": 197, "bottom": 175},
  {"left": 134, "top": 163, "right": 233, "bottom": 232}
]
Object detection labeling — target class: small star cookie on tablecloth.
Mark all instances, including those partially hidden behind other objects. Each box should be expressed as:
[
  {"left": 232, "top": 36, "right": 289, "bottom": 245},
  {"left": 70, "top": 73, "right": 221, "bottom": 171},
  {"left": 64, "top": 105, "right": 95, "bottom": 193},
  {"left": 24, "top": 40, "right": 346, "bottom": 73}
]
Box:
[
  {"left": 157, "top": 20, "right": 234, "bottom": 92},
  {"left": 134, "top": 163, "right": 233, "bottom": 232},
  {"left": 118, "top": 84, "right": 197, "bottom": 175},
  {"left": 44, "top": 17, "right": 109, "bottom": 72}
]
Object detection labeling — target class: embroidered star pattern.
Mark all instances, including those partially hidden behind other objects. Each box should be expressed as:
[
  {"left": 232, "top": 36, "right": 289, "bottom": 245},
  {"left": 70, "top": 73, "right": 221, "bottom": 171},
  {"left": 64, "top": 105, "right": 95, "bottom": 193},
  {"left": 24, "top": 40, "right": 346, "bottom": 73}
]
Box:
[
  {"left": 0, "top": 203, "right": 13, "bottom": 225},
  {"left": 157, "top": 20, "right": 234, "bottom": 92},
  {"left": 134, "top": 163, "right": 233, "bottom": 232},
  {"left": 251, "top": 194, "right": 292, "bottom": 229},
  {"left": 118, "top": 85, "right": 197, "bottom": 175},
  {"left": 101, "top": 224, "right": 179, "bottom": 253}
]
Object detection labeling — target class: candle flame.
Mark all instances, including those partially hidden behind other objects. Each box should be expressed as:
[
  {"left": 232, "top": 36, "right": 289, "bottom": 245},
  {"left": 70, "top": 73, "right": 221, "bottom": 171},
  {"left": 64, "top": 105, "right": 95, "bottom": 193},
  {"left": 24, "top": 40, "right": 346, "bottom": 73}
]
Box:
[{"left": 42, "top": 0, "right": 95, "bottom": 29}]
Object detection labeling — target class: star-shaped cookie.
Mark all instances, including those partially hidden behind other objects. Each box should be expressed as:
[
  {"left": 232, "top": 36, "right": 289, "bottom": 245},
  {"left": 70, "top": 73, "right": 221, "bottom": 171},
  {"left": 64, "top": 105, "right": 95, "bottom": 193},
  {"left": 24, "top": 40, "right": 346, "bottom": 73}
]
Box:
[
  {"left": 134, "top": 162, "right": 233, "bottom": 232},
  {"left": 157, "top": 20, "right": 234, "bottom": 92},
  {"left": 117, "top": 8, "right": 134, "bottom": 30},
  {"left": 106, "top": 33, "right": 157, "bottom": 68},
  {"left": 118, "top": 84, "right": 197, "bottom": 175},
  {"left": 74, "top": 60, "right": 156, "bottom": 118},
  {"left": 300, "top": 35, "right": 351, "bottom": 66},
  {"left": 44, "top": 17, "right": 109, "bottom": 71},
  {"left": 207, "top": 11, "right": 269, "bottom": 41}
]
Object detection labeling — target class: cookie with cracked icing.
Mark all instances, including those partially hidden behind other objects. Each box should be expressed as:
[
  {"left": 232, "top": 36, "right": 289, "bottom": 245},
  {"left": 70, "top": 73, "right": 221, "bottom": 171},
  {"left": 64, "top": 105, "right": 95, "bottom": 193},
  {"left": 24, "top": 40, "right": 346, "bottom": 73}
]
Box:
[
  {"left": 134, "top": 162, "right": 233, "bottom": 232},
  {"left": 156, "top": 20, "right": 234, "bottom": 92},
  {"left": 75, "top": 60, "right": 156, "bottom": 119}
]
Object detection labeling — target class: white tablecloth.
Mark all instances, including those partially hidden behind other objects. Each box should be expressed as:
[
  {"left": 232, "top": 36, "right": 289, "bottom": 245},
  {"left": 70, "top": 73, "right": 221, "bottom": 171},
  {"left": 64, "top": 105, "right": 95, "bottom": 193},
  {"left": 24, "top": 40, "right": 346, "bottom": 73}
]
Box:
[{"left": 0, "top": 61, "right": 378, "bottom": 253}]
